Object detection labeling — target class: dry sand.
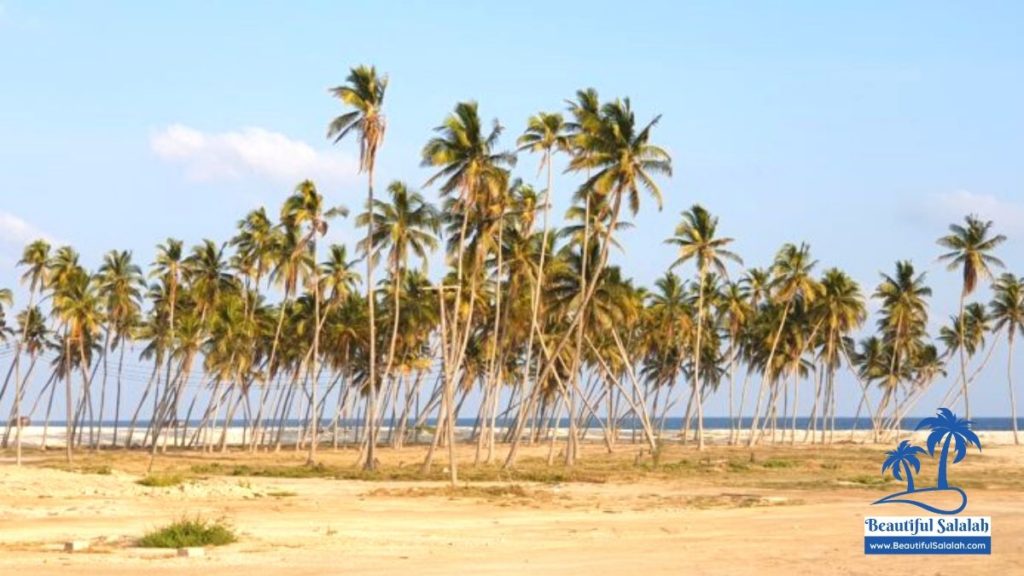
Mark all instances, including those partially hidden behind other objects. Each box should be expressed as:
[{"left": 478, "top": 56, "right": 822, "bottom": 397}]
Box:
[{"left": 0, "top": 443, "right": 1021, "bottom": 575}]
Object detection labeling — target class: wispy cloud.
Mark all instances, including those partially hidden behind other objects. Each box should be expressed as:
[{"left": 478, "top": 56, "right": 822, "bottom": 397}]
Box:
[
  {"left": 924, "top": 190, "right": 1024, "bottom": 235},
  {"left": 151, "top": 124, "right": 359, "bottom": 186},
  {"left": 0, "top": 210, "right": 53, "bottom": 250}
]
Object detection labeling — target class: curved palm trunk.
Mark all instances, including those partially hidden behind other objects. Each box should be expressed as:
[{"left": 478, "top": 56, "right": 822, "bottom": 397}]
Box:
[
  {"left": 748, "top": 301, "right": 791, "bottom": 446},
  {"left": 504, "top": 152, "right": 554, "bottom": 469},
  {"left": 692, "top": 264, "right": 707, "bottom": 451},
  {"left": 363, "top": 163, "right": 379, "bottom": 471},
  {"left": 307, "top": 233, "right": 321, "bottom": 464},
  {"left": 957, "top": 293, "right": 969, "bottom": 418},
  {"left": 1009, "top": 333, "right": 1019, "bottom": 445}
]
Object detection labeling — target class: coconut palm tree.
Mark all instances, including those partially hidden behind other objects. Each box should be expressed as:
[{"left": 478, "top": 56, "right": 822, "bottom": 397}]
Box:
[
  {"left": 882, "top": 440, "right": 927, "bottom": 492},
  {"left": 281, "top": 179, "right": 346, "bottom": 464},
  {"left": 357, "top": 180, "right": 439, "bottom": 389},
  {"left": 509, "top": 111, "right": 569, "bottom": 467},
  {"left": 10, "top": 239, "right": 51, "bottom": 463},
  {"left": 329, "top": 64, "right": 388, "bottom": 471},
  {"left": 937, "top": 215, "right": 1006, "bottom": 419},
  {"left": 96, "top": 250, "right": 143, "bottom": 448},
  {"left": 874, "top": 261, "right": 932, "bottom": 434},
  {"left": 814, "top": 268, "right": 866, "bottom": 442},
  {"left": 915, "top": 408, "right": 981, "bottom": 489},
  {"left": 666, "top": 204, "right": 741, "bottom": 450},
  {"left": 422, "top": 100, "right": 515, "bottom": 482},
  {"left": 749, "top": 243, "right": 821, "bottom": 445},
  {"left": 991, "top": 273, "right": 1024, "bottom": 444}
]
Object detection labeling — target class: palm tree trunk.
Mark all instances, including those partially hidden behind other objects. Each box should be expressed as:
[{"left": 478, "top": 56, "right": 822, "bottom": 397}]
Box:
[
  {"left": 363, "top": 164, "right": 379, "bottom": 471},
  {"left": 748, "top": 301, "right": 791, "bottom": 446},
  {"left": 1009, "top": 333, "right": 1019, "bottom": 445},
  {"left": 504, "top": 151, "right": 554, "bottom": 469},
  {"left": 693, "top": 264, "right": 707, "bottom": 450},
  {"left": 307, "top": 234, "right": 321, "bottom": 464},
  {"left": 958, "top": 293, "right": 969, "bottom": 418}
]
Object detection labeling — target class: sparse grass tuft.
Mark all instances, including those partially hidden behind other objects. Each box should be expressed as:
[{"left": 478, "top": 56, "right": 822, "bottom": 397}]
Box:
[
  {"left": 761, "top": 458, "right": 796, "bottom": 469},
  {"left": 137, "top": 473, "right": 184, "bottom": 487},
  {"left": 138, "top": 516, "right": 236, "bottom": 548}
]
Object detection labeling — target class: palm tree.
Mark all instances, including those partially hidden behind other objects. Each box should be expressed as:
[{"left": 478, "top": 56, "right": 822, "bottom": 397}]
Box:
[
  {"left": 881, "top": 440, "right": 926, "bottom": 492},
  {"left": 534, "top": 97, "right": 672, "bottom": 439},
  {"left": 874, "top": 261, "right": 932, "bottom": 435},
  {"left": 749, "top": 243, "right": 821, "bottom": 445},
  {"left": 991, "top": 273, "right": 1024, "bottom": 444},
  {"left": 358, "top": 180, "right": 439, "bottom": 391},
  {"left": 937, "top": 215, "right": 1006, "bottom": 419},
  {"left": 814, "top": 268, "right": 866, "bottom": 442},
  {"left": 329, "top": 64, "right": 387, "bottom": 471},
  {"left": 96, "top": 250, "right": 143, "bottom": 448},
  {"left": 422, "top": 100, "right": 515, "bottom": 482},
  {"left": 508, "top": 111, "right": 569, "bottom": 468},
  {"left": 915, "top": 408, "right": 982, "bottom": 489},
  {"left": 281, "top": 179, "right": 346, "bottom": 464},
  {"left": 666, "top": 204, "right": 741, "bottom": 450},
  {"left": 11, "top": 240, "right": 51, "bottom": 464}
]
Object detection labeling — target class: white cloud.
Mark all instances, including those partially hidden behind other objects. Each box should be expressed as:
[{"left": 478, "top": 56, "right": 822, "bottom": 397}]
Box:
[
  {"left": 928, "top": 190, "right": 1024, "bottom": 235},
  {"left": 151, "top": 124, "right": 359, "bottom": 186},
  {"left": 0, "top": 211, "right": 52, "bottom": 250}
]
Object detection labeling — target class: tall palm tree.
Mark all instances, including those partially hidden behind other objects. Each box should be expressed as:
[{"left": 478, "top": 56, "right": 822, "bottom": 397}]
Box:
[
  {"left": 422, "top": 100, "right": 515, "bottom": 483},
  {"left": 991, "top": 273, "right": 1024, "bottom": 444},
  {"left": 358, "top": 180, "right": 439, "bottom": 389},
  {"left": 749, "top": 243, "right": 820, "bottom": 445},
  {"left": 12, "top": 240, "right": 51, "bottom": 464},
  {"left": 96, "top": 250, "right": 143, "bottom": 448},
  {"left": 281, "top": 179, "right": 346, "bottom": 464},
  {"left": 875, "top": 261, "right": 932, "bottom": 434},
  {"left": 814, "top": 268, "right": 866, "bottom": 442},
  {"left": 535, "top": 97, "right": 672, "bottom": 431},
  {"left": 666, "top": 204, "right": 741, "bottom": 450},
  {"left": 328, "top": 64, "right": 388, "bottom": 471},
  {"left": 508, "top": 111, "right": 569, "bottom": 467},
  {"left": 937, "top": 215, "right": 1006, "bottom": 419}
]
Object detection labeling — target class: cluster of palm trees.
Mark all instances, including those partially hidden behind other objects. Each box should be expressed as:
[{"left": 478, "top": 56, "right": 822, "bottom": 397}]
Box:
[{"left": 1, "top": 66, "right": 1022, "bottom": 482}]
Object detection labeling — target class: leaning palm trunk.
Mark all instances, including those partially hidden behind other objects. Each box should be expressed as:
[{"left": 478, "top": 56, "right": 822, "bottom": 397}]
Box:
[
  {"left": 692, "top": 263, "right": 707, "bottom": 450},
  {"left": 1009, "top": 334, "right": 1020, "bottom": 445},
  {"left": 362, "top": 163, "right": 380, "bottom": 471},
  {"left": 504, "top": 156, "right": 555, "bottom": 469},
  {"left": 748, "top": 301, "right": 791, "bottom": 446}
]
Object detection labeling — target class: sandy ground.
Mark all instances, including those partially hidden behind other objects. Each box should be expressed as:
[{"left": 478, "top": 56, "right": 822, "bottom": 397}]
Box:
[{"left": 0, "top": 444, "right": 1021, "bottom": 575}]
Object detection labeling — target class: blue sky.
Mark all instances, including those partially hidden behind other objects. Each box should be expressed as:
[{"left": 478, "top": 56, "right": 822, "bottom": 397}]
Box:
[{"left": 1, "top": 1, "right": 1023, "bottom": 417}]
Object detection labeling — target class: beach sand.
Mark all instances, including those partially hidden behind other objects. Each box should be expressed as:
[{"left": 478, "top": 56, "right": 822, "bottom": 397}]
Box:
[{"left": 0, "top": 441, "right": 1021, "bottom": 575}]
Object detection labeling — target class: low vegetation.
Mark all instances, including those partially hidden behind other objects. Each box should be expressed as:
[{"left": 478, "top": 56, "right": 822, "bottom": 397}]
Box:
[
  {"left": 137, "top": 473, "right": 184, "bottom": 488},
  {"left": 138, "top": 517, "right": 236, "bottom": 548}
]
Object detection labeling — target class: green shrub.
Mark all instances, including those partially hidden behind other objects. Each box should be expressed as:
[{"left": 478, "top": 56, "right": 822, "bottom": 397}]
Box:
[{"left": 138, "top": 517, "right": 236, "bottom": 548}]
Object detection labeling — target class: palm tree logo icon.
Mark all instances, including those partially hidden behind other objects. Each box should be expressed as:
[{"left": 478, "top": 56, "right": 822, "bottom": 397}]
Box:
[
  {"left": 882, "top": 441, "right": 926, "bottom": 493},
  {"left": 873, "top": 408, "right": 982, "bottom": 515}
]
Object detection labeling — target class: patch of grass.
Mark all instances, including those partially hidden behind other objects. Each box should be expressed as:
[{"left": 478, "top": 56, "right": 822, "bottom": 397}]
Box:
[
  {"left": 78, "top": 464, "right": 113, "bottom": 475},
  {"left": 138, "top": 517, "right": 236, "bottom": 548},
  {"left": 267, "top": 490, "right": 297, "bottom": 498},
  {"left": 137, "top": 473, "right": 184, "bottom": 487},
  {"left": 727, "top": 460, "right": 751, "bottom": 472},
  {"left": 761, "top": 458, "right": 796, "bottom": 469},
  {"left": 845, "top": 474, "right": 895, "bottom": 487},
  {"left": 192, "top": 462, "right": 335, "bottom": 479}
]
